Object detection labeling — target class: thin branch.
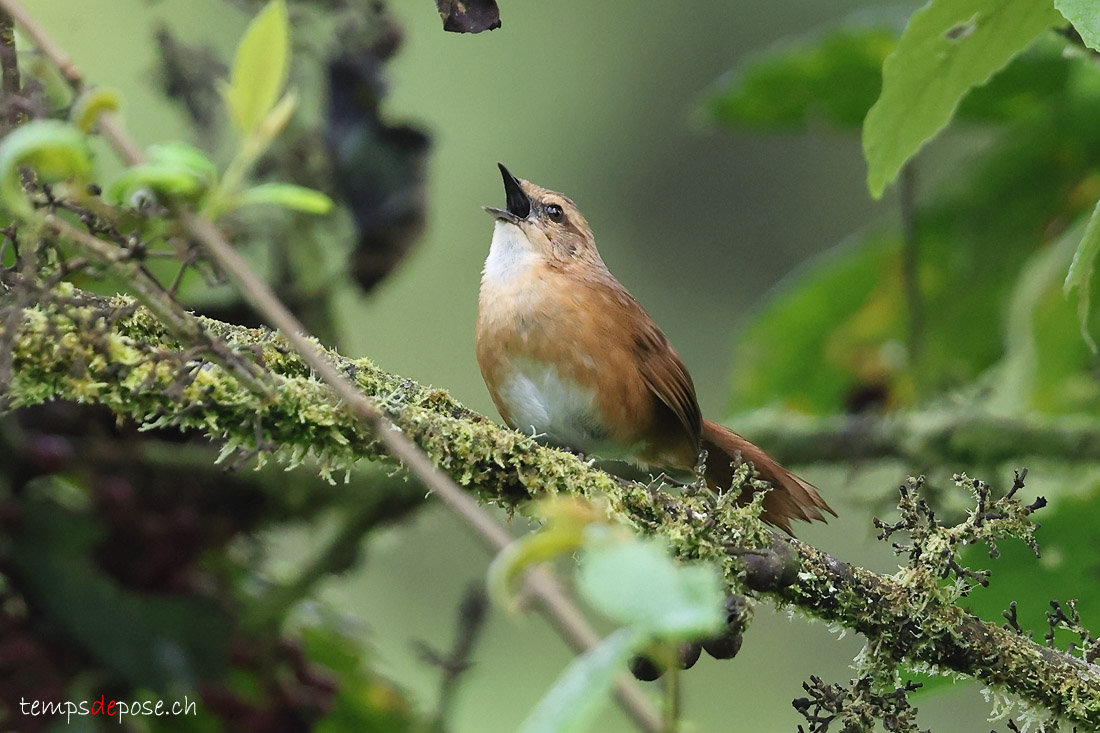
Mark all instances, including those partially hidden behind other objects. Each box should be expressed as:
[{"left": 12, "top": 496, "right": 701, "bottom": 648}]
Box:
[{"left": 416, "top": 583, "right": 490, "bottom": 727}]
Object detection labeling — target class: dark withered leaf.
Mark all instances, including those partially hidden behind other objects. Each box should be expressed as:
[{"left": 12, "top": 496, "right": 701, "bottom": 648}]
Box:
[
  {"left": 435, "top": 0, "right": 501, "bottom": 34},
  {"left": 325, "top": 55, "right": 430, "bottom": 292}
]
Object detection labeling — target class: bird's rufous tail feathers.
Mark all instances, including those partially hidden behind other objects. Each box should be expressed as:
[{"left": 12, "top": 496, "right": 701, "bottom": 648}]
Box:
[{"left": 700, "top": 419, "right": 834, "bottom": 535}]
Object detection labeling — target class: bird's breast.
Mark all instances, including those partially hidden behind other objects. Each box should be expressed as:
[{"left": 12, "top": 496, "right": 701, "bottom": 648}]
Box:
[
  {"left": 491, "top": 356, "right": 631, "bottom": 455},
  {"left": 476, "top": 263, "right": 656, "bottom": 460}
]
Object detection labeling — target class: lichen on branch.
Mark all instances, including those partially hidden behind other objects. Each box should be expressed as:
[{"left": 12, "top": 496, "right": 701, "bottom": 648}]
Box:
[{"left": 4, "top": 281, "right": 1100, "bottom": 729}]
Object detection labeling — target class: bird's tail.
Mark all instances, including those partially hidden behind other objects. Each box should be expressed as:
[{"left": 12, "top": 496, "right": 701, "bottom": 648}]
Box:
[{"left": 700, "top": 419, "right": 835, "bottom": 535}]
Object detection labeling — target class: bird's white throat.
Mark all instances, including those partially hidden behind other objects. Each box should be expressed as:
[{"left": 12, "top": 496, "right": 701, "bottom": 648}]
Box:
[{"left": 482, "top": 220, "right": 541, "bottom": 288}]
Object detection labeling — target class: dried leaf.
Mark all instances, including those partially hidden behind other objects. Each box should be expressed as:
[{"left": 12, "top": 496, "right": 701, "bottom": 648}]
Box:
[{"left": 435, "top": 0, "right": 501, "bottom": 34}]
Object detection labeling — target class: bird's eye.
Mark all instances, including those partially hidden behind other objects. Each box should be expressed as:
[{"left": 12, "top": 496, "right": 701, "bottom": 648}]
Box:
[{"left": 546, "top": 203, "right": 564, "bottom": 222}]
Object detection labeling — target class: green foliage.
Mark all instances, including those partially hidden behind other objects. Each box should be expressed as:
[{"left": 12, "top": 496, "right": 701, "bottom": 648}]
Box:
[
  {"left": 108, "top": 142, "right": 218, "bottom": 204},
  {"left": 1064, "top": 199, "right": 1100, "bottom": 351},
  {"left": 863, "top": 0, "right": 1062, "bottom": 197},
  {"left": 69, "top": 86, "right": 122, "bottom": 132},
  {"left": 1056, "top": 0, "right": 1100, "bottom": 51},
  {"left": 720, "top": 37, "right": 1100, "bottom": 414},
  {"left": 234, "top": 182, "right": 335, "bottom": 214},
  {"left": 0, "top": 119, "right": 91, "bottom": 217},
  {"left": 487, "top": 503, "right": 590, "bottom": 608},
  {"left": 703, "top": 25, "right": 896, "bottom": 133},
  {"left": 705, "top": 28, "right": 1091, "bottom": 136},
  {"left": 577, "top": 534, "right": 725, "bottom": 638},
  {"left": 94, "top": 1, "right": 332, "bottom": 220},
  {"left": 306, "top": 627, "right": 422, "bottom": 733},
  {"left": 221, "top": 0, "right": 290, "bottom": 136}
]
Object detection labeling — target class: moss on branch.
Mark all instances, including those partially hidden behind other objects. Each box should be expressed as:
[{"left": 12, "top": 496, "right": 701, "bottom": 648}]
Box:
[{"left": 5, "top": 284, "right": 1100, "bottom": 728}]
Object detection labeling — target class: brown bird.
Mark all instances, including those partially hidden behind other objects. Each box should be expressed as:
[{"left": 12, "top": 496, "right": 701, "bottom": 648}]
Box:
[{"left": 475, "top": 164, "right": 834, "bottom": 533}]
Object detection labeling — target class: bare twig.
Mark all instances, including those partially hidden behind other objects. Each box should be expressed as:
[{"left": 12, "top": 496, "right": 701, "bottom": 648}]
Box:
[
  {"left": 0, "top": 2, "right": 661, "bottom": 728},
  {"left": 415, "top": 583, "right": 490, "bottom": 726}
]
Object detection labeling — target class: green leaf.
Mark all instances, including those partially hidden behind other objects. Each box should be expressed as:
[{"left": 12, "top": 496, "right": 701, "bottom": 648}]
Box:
[
  {"left": 488, "top": 526, "right": 587, "bottom": 610},
  {"left": 517, "top": 628, "right": 642, "bottom": 733},
  {"left": 223, "top": 0, "right": 290, "bottom": 135},
  {"left": 707, "top": 31, "right": 1082, "bottom": 137},
  {"left": 108, "top": 164, "right": 204, "bottom": 205},
  {"left": 703, "top": 26, "right": 896, "bottom": 133},
  {"left": 577, "top": 537, "right": 724, "bottom": 638},
  {"left": 863, "top": 0, "right": 1062, "bottom": 197},
  {"left": 254, "top": 91, "right": 298, "bottom": 146},
  {"left": 1057, "top": 0, "right": 1100, "bottom": 52},
  {"left": 235, "top": 182, "right": 334, "bottom": 214},
  {"left": 957, "top": 38, "right": 1076, "bottom": 123},
  {"left": 70, "top": 86, "right": 122, "bottom": 132},
  {"left": 108, "top": 142, "right": 219, "bottom": 205},
  {"left": 147, "top": 141, "right": 219, "bottom": 182},
  {"left": 1064, "top": 198, "right": 1100, "bottom": 352},
  {"left": 0, "top": 119, "right": 92, "bottom": 217}
]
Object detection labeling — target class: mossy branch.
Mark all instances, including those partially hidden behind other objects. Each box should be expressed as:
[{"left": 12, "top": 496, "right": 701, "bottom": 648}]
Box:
[{"left": 4, "top": 285, "right": 1100, "bottom": 728}]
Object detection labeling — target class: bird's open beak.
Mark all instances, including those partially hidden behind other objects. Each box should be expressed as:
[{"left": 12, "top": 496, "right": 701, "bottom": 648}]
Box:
[{"left": 483, "top": 162, "right": 531, "bottom": 223}]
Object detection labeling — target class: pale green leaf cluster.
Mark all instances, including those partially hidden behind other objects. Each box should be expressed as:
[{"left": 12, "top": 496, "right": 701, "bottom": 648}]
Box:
[
  {"left": 207, "top": 0, "right": 332, "bottom": 218},
  {"left": 0, "top": 0, "right": 331, "bottom": 224}
]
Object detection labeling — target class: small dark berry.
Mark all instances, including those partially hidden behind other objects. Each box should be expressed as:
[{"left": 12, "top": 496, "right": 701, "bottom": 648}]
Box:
[
  {"left": 677, "top": 642, "right": 702, "bottom": 670},
  {"left": 742, "top": 550, "right": 783, "bottom": 591},
  {"left": 702, "top": 630, "right": 743, "bottom": 660},
  {"left": 628, "top": 654, "right": 663, "bottom": 682}
]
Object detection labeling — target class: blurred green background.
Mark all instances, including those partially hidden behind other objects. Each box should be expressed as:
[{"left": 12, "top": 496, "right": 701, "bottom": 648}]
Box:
[{"left": 20, "top": 0, "right": 1036, "bottom": 729}]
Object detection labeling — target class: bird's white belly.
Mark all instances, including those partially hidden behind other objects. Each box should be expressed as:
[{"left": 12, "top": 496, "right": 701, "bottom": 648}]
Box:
[{"left": 497, "top": 358, "right": 616, "bottom": 454}]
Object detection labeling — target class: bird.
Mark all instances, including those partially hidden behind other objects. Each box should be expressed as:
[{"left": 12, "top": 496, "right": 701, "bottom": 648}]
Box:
[{"left": 475, "top": 164, "right": 834, "bottom": 533}]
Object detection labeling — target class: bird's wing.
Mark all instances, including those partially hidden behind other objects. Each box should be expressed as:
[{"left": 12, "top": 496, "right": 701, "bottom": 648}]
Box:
[{"left": 633, "top": 319, "right": 703, "bottom": 453}]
